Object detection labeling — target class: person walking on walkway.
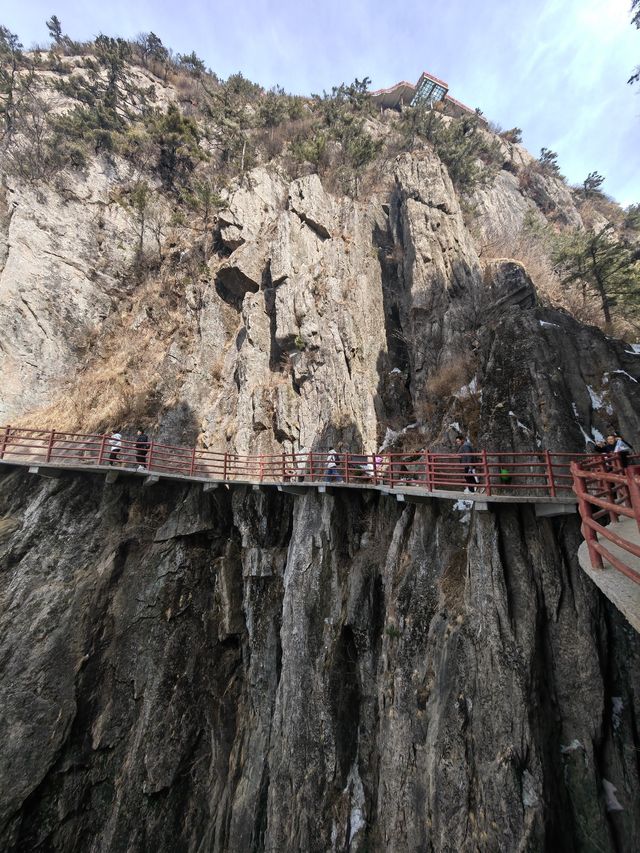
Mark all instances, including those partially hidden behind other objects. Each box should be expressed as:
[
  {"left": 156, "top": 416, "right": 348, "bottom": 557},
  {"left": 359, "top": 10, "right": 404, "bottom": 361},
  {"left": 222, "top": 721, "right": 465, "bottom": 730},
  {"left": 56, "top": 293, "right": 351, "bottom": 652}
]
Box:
[
  {"left": 109, "top": 429, "right": 122, "bottom": 465},
  {"left": 296, "top": 446, "right": 309, "bottom": 482},
  {"left": 608, "top": 433, "right": 634, "bottom": 468},
  {"left": 135, "top": 428, "right": 150, "bottom": 470},
  {"left": 326, "top": 446, "right": 342, "bottom": 482},
  {"left": 455, "top": 435, "right": 478, "bottom": 492}
]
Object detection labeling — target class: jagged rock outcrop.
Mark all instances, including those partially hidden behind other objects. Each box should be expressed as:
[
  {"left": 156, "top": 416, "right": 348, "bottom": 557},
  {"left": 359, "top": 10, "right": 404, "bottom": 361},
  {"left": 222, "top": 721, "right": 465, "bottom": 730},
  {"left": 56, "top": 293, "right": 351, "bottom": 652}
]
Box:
[{"left": 477, "top": 310, "right": 640, "bottom": 451}]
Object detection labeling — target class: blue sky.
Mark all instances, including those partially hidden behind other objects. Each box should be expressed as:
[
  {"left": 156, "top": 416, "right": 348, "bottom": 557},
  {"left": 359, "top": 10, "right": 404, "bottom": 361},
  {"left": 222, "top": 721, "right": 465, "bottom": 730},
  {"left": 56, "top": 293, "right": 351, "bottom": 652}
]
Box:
[{"left": 5, "top": 0, "right": 639, "bottom": 205}]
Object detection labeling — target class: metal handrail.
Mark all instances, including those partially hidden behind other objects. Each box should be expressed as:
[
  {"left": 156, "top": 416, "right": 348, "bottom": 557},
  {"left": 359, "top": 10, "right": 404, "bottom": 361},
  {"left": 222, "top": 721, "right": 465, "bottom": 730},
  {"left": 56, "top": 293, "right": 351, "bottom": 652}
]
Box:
[
  {"left": 0, "top": 424, "right": 602, "bottom": 499},
  {"left": 571, "top": 459, "right": 640, "bottom": 585}
]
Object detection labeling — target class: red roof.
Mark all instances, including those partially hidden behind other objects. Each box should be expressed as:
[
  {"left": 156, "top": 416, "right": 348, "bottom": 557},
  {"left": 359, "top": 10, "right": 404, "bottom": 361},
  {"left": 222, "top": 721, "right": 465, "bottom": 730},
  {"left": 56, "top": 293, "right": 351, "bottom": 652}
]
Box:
[
  {"left": 445, "top": 94, "right": 478, "bottom": 115},
  {"left": 371, "top": 79, "right": 416, "bottom": 97},
  {"left": 418, "top": 70, "right": 449, "bottom": 90}
]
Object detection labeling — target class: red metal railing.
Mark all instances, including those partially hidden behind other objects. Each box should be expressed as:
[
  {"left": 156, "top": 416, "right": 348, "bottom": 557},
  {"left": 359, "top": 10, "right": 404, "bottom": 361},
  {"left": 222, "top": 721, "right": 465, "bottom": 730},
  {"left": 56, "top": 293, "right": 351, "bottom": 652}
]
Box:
[
  {"left": 571, "top": 457, "right": 640, "bottom": 585},
  {"left": 0, "top": 424, "right": 607, "bottom": 499}
]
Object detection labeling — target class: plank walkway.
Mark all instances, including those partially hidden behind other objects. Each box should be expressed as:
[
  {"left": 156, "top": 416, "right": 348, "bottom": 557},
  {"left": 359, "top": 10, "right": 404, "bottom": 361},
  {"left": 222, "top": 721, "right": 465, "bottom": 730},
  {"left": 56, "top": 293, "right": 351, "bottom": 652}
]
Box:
[{"left": 0, "top": 457, "right": 578, "bottom": 516}]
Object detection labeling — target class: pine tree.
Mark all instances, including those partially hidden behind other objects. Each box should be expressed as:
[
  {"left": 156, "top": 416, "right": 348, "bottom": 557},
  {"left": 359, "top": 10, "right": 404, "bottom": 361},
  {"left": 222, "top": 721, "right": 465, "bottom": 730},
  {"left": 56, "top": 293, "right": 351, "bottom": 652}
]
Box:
[
  {"left": 177, "top": 51, "right": 205, "bottom": 77},
  {"left": 629, "top": 0, "right": 640, "bottom": 85},
  {"left": 538, "top": 147, "right": 562, "bottom": 177},
  {"left": 0, "top": 26, "right": 28, "bottom": 141},
  {"left": 46, "top": 15, "right": 63, "bottom": 45},
  {"left": 582, "top": 171, "right": 605, "bottom": 197},
  {"left": 94, "top": 35, "right": 131, "bottom": 115},
  {"left": 135, "top": 32, "right": 169, "bottom": 67},
  {"left": 552, "top": 224, "right": 640, "bottom": 325}
]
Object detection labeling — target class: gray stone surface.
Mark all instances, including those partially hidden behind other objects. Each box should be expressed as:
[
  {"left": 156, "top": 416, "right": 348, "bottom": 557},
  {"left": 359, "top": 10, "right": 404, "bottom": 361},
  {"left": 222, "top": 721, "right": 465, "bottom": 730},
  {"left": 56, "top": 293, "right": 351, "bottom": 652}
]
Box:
[{"left": 0, "top": 469, "right": 638, "bottom": 852}]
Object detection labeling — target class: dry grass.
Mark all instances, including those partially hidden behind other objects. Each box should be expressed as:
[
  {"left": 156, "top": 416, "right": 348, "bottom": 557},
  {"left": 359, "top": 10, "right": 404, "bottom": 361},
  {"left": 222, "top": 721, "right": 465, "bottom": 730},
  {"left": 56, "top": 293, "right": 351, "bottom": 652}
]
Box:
[
  {"left": 15, "top": 270, "right": 197, "bottom": 434},
  {"left": 256, "top": 115, "right": 317, "bottom": 163},
  {"left": 479, "top": 229, "right": 637, "bottom": 337},
  {"left": 414, "top": 354, "right": 481, "bottom": 443},
  {"left": 424, "top": 355, "right": 474, "bottom": 399},
  {"left": 575, "top": 194, "right": 626, "bottom": 230}
]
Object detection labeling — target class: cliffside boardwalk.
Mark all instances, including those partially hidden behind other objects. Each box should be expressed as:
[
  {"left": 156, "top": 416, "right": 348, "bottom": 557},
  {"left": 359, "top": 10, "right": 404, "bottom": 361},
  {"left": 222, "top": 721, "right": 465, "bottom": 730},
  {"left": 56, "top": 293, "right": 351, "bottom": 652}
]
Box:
[
  {"left": 571, "top": 457, "right": 640, "bottom": 629},
  {"left": 2, "top": 426, "right": 640, "bottom": 631},
  {"left": 0, "top": 425, "right": 586, "bottom": 499}
]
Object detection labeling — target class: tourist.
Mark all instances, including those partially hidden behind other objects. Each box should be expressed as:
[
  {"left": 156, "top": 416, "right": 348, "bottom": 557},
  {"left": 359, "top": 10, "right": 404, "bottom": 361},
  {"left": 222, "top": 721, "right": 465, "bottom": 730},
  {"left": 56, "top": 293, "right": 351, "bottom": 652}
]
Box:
[
  {"left": 326, "top": 446, "right": 342, "bottom": 482},
  {"left": 108, "top": 429, "right": 122, "bottom": 465},
  {"left": 366, "top": 453, "right": 384, "bottom": 484},
  {"left": 455, "top": 435, "right": 478, "bottom": 492},
  {"left": 135, "top": 428, "right": 150, "bottom": 470},
  {"left": 608, "top": 433, "right": 633, "bottom": 468},
  {"left": 296, "top": 446, "right": 309, "bottom": 482}
]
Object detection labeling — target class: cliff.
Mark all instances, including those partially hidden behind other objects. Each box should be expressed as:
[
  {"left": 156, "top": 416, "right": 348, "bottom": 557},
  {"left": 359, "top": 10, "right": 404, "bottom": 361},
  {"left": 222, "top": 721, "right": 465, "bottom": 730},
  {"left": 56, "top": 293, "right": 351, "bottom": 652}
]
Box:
[{"left": 1, "top": 34, "right": 640, "bottom": 853}]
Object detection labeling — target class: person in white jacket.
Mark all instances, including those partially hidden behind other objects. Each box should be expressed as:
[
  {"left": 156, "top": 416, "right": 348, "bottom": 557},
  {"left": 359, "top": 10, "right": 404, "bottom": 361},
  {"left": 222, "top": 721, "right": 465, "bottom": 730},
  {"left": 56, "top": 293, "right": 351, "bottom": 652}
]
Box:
[
  {"left": 109, "top": 430, "right": 122, "bottom": 465},
  {"left": 326, "top": 447, "right": 342, "bottom": 482}
]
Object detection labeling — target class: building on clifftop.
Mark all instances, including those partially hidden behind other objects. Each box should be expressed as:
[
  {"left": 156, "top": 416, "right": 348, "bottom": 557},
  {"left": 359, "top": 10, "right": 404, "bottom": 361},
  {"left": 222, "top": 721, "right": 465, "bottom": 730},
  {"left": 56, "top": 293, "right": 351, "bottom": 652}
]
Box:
[{"left": 372, "top": 71, "right": 484, "bottom": 122}]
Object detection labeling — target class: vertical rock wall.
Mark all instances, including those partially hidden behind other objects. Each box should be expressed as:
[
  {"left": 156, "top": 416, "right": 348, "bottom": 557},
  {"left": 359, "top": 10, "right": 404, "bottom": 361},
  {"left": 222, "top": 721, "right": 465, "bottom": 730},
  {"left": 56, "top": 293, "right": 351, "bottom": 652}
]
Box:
[{"left": 0, "top": 469, "right": 638, "bottom": 852}]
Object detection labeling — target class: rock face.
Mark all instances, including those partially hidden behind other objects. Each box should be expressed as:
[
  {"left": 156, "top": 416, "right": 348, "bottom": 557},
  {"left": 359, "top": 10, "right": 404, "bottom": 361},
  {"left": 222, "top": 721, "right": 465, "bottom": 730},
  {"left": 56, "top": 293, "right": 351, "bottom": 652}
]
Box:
[
  {"left": 1, "top": 133, "right": 613, "bottom": 459},
  {"left": 0, "top": 465, "right": 638, "bottom": 853},
  {"left": 0, "top": 160, "right": 141, "bottom": 423},
  {"left": 2, "top": 67, "right": 640, "bottom": 853}
]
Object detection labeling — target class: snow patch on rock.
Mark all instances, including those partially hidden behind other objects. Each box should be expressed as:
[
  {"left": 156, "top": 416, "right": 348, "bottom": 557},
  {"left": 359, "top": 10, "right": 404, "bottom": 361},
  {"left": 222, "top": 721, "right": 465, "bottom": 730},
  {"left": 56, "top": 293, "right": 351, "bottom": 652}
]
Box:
[{"left": 602, "top": 779, "right": 624, "bottom": 812}]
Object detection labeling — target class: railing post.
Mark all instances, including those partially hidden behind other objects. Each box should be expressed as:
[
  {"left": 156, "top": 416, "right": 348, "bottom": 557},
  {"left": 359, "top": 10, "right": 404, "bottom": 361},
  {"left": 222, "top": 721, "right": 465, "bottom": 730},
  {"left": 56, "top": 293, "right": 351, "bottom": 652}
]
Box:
[
  {"left": 223, "top": 452, "right": 228, "bottom": 481},
  {"left": 344, "top": 452, "right": 350, "bottom": 484},
  {"left": 97, "top": 434, "right": 107, "bottom": 466},
  {"left": 372, "top": 453, "right": 378, "bottom": 485},
  {"left": 571, "top": 462, "right": 604, "bottom": 570},
  {"left": 616, "top": 455, "right": 632, "bottom": 508},
  {"left": 599, "top": 458, "right": 619, "bottom": 522},
  {"left": 259, "top": 457, "right": 264, "bottom": 482},
  {"left": 545, "top": 450, "right": 556, "bottom": 498},
  {"left": 282, "top": 451, "right": 287, "bottom": 481},
  {"left": 309, "top": 450, "right": 314, "bottom": 482},
  {"left": 0, "top": 425, "right": 10, "bottom": 460},
  {"left": 482, "top": 449, "right": 491, "bottom": 496},
  {"left": 147, "top": 440, "right": 154, "bottom": 472},
  {"left": 189, "top": 446, "right": 197, "bottom": 477},
  {"left": 627, "top": 465, "right": 640, "bottom": 535},
  {"left": 46, "top": 429, "right": 56, "bottom": 463}
]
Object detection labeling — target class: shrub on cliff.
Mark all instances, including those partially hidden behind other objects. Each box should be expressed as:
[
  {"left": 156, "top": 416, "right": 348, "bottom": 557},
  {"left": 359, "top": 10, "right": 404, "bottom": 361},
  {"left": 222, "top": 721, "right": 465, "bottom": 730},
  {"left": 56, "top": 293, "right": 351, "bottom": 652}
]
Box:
[
  {"left": 400, "top": 106, "right": 502, "bottom": 193},
  {"left": 0, "top": 25, "right": 34, "bottom": 142},
  {"left": 499, "top": 127, "right": 523, "bottom": 144},
  {"left": 145, "top": 104, "right": 202, "bottom": 188},
  {"left": 288, "top": 77, "right": 381, "bottom": 195}
]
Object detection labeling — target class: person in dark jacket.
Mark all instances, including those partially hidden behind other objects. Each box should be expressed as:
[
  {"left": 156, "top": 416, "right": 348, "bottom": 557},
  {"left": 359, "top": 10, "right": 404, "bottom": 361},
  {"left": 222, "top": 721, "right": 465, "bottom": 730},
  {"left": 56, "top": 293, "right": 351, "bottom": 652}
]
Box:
[
  {"left": 607, "top": 433, "right": 633, "bottom": 468},
  {"left": 455, "top": 435, "right": 478, "bottom": 492},
  {"left": 135, "top": 428, "right": 150, "bottom": 469},
  {"left": 590, "top": 440, "right": 607, "bottom": 454}
]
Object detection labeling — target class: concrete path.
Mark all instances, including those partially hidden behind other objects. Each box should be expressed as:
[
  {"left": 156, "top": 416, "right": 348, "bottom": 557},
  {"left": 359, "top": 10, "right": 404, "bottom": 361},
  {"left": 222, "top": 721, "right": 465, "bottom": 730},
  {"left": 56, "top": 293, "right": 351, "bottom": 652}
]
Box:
[{"left": 578, "top": 517, "right": 640, "bottom": 632}]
